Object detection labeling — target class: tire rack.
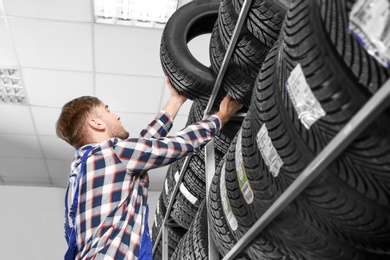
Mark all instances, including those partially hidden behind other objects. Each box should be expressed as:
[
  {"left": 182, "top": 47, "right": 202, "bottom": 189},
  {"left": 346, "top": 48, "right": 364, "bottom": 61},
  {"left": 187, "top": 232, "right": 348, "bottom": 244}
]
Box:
[
  {"left": 151, "top": 0, "right": 253, "bottom": 258},
  {"left": 152, "top": 0, "right": 390, "bottom": 259}
]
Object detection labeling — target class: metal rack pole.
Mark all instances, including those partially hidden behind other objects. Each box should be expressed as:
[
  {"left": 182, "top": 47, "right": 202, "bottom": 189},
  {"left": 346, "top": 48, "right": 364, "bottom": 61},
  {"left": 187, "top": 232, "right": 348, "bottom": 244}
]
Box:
[
  {"left": 152, "top": 0, "right": 252, "bottom": 258},
  {"left": 222, "top": 78, "right": 390, "bottom": 260},
  {"left": 152, "top": 155, "right": 192, "bottom": 256},
  {"left": 204, "top": 139, "right": 219, "bottom": 259},
  {"left": 162, "top": 222, "right": 169, "bottom": 259}
]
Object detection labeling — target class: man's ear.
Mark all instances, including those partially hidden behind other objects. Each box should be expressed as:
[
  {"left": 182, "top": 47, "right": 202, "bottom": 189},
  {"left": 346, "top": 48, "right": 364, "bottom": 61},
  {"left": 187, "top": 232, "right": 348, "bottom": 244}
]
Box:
[{"left": 88, "top": 118, "right": 106, "bottom": 131}]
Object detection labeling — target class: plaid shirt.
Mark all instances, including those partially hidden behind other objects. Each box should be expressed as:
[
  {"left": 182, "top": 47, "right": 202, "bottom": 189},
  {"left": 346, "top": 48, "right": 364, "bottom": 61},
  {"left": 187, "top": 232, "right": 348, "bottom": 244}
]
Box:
[{"left": 66, "top": 110, "right": 221, "bottom": 260}]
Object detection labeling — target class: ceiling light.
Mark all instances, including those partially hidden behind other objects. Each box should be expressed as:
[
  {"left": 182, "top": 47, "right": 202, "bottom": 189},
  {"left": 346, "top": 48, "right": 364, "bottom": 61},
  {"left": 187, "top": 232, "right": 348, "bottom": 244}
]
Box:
[
  {"left": 94, "top": 0, "right": 179, "bottom": 28},
  {"left": 0, "top": 68, "right": 27, "bottom": 105},
  {"left": 0, "top": 2, "right": 4, "bottom": 15}
]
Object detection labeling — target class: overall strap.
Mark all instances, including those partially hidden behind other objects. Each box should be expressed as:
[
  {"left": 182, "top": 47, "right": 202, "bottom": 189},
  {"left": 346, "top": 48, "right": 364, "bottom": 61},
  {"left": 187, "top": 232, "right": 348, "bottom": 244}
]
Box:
[
  {"left": 64, "top": 147, "right": 94, "bottom": 245},
  {"left": 139, "top": 204, "right": 152, "bottom": 260}
]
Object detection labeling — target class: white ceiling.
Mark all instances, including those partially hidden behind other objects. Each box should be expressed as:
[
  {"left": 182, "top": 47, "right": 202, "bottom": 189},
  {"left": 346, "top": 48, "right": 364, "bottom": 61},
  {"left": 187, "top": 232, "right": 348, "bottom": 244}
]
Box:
[{"left": 0, "top": 0, "right": 211, "bottom": 191}]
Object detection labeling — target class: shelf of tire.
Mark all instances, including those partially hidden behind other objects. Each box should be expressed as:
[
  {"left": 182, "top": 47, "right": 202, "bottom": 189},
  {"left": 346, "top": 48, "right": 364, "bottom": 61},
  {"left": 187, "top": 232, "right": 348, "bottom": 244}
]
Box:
[
  {"left": 154, "top": 0, "right": 390, "bottom": 259},
  {"left": 222, "top": 78, "right": 390, "bottom": 258},
  {"left": 152, "top": 0, "right": 253, "bottom": 259}
]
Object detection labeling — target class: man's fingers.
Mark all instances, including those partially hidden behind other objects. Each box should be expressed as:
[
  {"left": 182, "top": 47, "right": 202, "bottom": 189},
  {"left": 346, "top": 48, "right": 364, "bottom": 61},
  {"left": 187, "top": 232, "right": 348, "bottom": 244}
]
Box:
[{"left": 166, "top": 76, "right": 171, "bottom": 86}]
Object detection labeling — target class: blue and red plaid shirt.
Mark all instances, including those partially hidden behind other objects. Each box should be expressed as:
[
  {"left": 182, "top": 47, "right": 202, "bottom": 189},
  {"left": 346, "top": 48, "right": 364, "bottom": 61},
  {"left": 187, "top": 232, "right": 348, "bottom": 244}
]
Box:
[{"left": 65, "top": 110, "right": 221, "bottom": 259}]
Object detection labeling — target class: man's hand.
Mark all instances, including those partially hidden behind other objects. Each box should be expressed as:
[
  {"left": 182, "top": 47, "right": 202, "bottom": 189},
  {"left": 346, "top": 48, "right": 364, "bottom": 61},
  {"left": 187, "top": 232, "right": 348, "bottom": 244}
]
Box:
[
  {"left": 166, "top": 76, "right": 187, "bottom": 105},
  {"left": 163, "top": 76, "right": 187, "bottom": 119},
  {"left": 215, "top": 95, "right": 243, "bottom": 125}
]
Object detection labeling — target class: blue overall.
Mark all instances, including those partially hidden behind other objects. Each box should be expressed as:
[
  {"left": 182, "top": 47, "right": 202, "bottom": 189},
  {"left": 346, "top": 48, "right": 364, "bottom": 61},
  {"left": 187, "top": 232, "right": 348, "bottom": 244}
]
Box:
[
  {"left": 139, "top": 205, "right": 153, "bottom": 259},
  {"left": 64, "top": 147, "right": 93, "bottom": 260}
]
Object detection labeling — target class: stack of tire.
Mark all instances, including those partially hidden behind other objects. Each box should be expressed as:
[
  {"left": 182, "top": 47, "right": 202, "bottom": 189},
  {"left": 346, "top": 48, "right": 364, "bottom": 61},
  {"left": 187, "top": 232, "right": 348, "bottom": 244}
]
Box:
[{"left": 153, "top": 0, "right": 390, "bottom": 259}]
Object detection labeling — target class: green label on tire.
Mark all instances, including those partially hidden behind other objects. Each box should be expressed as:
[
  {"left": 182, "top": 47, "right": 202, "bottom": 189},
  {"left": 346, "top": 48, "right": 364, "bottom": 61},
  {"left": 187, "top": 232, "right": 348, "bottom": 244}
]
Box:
[{"left": 235, "top": 130, "right": 254, "bottom": 204}]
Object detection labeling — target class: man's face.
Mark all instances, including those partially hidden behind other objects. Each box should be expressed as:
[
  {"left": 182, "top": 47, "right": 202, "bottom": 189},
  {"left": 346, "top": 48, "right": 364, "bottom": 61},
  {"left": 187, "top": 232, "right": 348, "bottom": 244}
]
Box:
[{"left": 96, "top": 104, "right": 129, "bottom": 139}]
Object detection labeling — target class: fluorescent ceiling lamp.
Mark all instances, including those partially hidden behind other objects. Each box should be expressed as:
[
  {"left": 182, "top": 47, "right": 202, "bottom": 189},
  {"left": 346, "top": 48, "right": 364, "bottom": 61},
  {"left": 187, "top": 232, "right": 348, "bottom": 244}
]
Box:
[
  {"left": 0, "top": 0, "right": 5, "bottom": 15},
  {"left": 94, "top": 0, "right": 179, "bottom": 28}
]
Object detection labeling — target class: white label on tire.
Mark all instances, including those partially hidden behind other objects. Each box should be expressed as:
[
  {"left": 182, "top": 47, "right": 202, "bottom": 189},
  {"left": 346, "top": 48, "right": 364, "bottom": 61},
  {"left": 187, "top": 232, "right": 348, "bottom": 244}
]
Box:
[
  {"left": 174, "top": 170, "right": 180, "bottom": 182},
  {"left": 156, "top": 199, "right": 160, "bottom": 215},
  {"left": 256, "top": 124, "right": 283, "bottom": 177},
  {"left": 179, "top": 183, "right": 197, "bottom": 205},
  {"left": 235, "top": 130, "right": 254, "bottom": 204},
  {"left": 285, "top": 63, "right": 326, "bottom": 129},
  {"left": 155, "top": 217, "right": 158, "bottom": 227},
  {"left": 164, "top": 178, "right": 169, "bottom": 195},
  {"left": 220, "top": 162, "right": 238, "bottom": 231},
  {"left": 174, "top": 170, "right": 197, "bottom": 205},
  {"left": 349, "top": 0, "right": 390, "bottom": 68}
]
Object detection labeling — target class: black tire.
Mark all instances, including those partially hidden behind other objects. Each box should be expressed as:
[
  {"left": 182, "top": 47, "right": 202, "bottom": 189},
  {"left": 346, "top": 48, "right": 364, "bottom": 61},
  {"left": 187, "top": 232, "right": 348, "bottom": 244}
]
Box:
[
  {"left": 184, "top": 100, "right": 242, "bottom": 184},
  {"left": 174, "top": 157, "right": 207, "bottom": 205},
  {"left": 189, "top": 99, "right": 242, "bottom": 155},
  {"left": 281, "top": 0, "right": 390, "bottom": 216},
  {"left": 237, "top": 57, "right": 390, "bottom": 259},
  {"left": 209, "top": 157, "right": 291, "bottom": 259},
  {"left": 189, "top": 154, "right": 207, "bottom": 183},
  {"left": 171, "top": 199, "right": 209, "bottom": 260},
  {"left": 152, "top": 193, "right": 185, "bottom": 259},
  {"left": 282, "top": 0, "right": 390, "bottom": 214},
  {"left": 224, "top": 109, "right": 282, "bottom": 228},
  {"left": 165, "top": 161, "right": 201, "bottom": 229},
  {"left": 160, "top": 0, "right": 224, "bottom": 103},
  {"left": 240, "top": 109, "right": 278, "bottom": 215},
  {"left": 161, "top": 164, "right": 175, "bottom": 214},
  {"left": 170, "top": 221, "right": 195, "bottom": 260},
  {"left": 218, "top": 0, "right": 270, "bottom": 79},
  {"left": 242, "top": 40, "right": 292, "bottom": 221},
  {"left": 282, "top": 0, "right": 390, "bottom": 151},
  {"left": 317, "top": 0, "right": 390, "bottom": 93},
  {"left": 224, "top": 132, "right": 258, "bottom": 227},
  {"left": 232, "top": 0, "right": 291, "bottom": 47},
  {"left": 186, "top": 100, "right": 225, "bottom": 168},
  {"left": 222, "top": 126, "right": 390, "bottom": 259},
  {"left": 192, "top": 200, "right": 210, "bottom": 259},
  {"left": 250, "top": 6, "right": 390, "bottom": 252},
  {"left": 209, "top": 21, "right": 255, "bottom": 106},
  {"left": 208, "top": 157, "right": 251, "bottom": 258}
]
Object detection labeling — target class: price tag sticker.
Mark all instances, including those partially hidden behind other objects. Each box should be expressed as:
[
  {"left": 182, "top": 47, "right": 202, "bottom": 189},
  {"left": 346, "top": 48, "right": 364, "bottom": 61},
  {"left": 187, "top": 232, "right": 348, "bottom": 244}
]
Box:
[
  {"left": 174, "top": 170, "right": 197, "bottom": 205},
  {"left": 349, "top": 0, "right": 390, "bottom": 67},
  {"left": 256, "top": 124, "right": 284, "bottom": 177},
  {"left": 285, "top": 63, "right": 326, "bottom": 129}
]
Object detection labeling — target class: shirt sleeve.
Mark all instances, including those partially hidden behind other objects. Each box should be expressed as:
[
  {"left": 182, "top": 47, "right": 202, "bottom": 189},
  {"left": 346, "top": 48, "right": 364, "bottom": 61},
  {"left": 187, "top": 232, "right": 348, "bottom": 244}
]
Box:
[
  {"left": 138, "top": 110, "right": 173, "bottom": 139},
  {"left": 115, "top": 115, "right": 222, "bottom": 175}
]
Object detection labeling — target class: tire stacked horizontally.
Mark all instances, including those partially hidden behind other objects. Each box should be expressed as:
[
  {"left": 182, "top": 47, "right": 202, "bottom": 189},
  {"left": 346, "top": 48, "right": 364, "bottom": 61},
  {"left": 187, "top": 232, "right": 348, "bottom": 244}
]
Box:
[{"left": 154, "top": 0, "right": 390, "bottom": 259}]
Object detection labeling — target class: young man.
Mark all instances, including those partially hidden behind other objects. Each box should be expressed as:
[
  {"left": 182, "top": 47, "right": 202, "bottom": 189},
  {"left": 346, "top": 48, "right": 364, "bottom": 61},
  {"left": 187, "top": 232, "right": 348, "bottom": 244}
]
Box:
[{"left": 56, "top": 77, "right": 243, "bottom": 259}]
